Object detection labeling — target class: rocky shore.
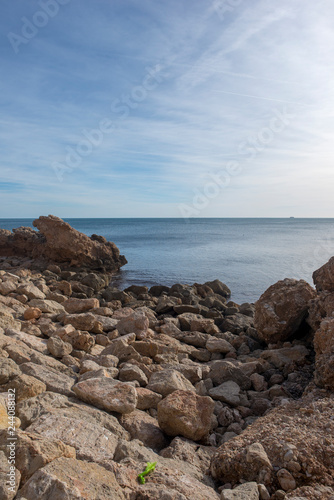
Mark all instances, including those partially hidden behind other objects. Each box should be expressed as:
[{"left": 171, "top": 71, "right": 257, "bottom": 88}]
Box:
[{"left": 0, "top": 218, "right": 333, "bottom": 499}]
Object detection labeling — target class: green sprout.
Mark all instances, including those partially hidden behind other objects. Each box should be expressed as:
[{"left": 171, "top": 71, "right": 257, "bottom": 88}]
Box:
[{"left": 137, "top": 462, "right": 157, "bottom": 484}]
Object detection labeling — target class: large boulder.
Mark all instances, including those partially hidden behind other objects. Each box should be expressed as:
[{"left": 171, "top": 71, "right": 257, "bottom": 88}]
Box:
[
  {"left": 157, "top": 390, "right": 214, "bottom": 441},
  {"left": 313, "top": 256, "right": 334, "bottom": 292},
  {"left": 0, "top": 215, "right": 127, "bottom": 272},
  {"left": 313, "top": 317, "right": 334, "bottom": 389},
  {"left": 254, "top": 279, "right": 316, "bottom": 343}
]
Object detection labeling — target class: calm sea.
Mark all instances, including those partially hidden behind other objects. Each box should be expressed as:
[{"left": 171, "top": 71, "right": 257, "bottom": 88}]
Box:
[{"left": 1, "top": 218, "right": 333, "bottom": 304}]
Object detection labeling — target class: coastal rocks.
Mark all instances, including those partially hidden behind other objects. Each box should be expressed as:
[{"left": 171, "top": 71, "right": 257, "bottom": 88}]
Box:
[
  {"left": 157, "top": 390, "right": 214, "bottom": 441},
  {"left": 62, "top": 297, "right": 99, "bottom": 314},
  {"left": 146, "top": 369, "right": 195, "bottom": 397},
  {"left": 0, "top": 215, "right": 127, "bottom": 272},
  {"left": 313, "top": 256, "right": 334, "bottom": 292},
  {"left": 313, "top": 318, "right": 334, "bottom": 389},
  {"left": 210, "top": 397, "right": 334, "bottom": 491},
  {"left": 254, "top": 279, "right": 316, "bottom": 343},
  {"left": 17, "top": 457, "right": 126, "bottom": 500},
  {"left": 73, "top": 377, "right": 137, "bottom": 414}
]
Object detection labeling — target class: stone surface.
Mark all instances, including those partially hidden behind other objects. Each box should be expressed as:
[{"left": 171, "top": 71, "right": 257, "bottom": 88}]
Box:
[
  {"left": 136, "top": 387, "right": 163, "bottom": 410},
  {"left": 17, "top": 456, "right": 126, "bottom": 499},
  {"left": 313, "top": 317, "right": 334, "bottom": 389},
  {"left": 209, "top": 380, "right": 241, "bottom": 406},
  {"left": 62, "top": 297, "right": 99, "bottom": 314},
  {"left": 254, "top": 279, "right": 316, "bottom": 343},
  {"left": 20, "top": 362, "right": 76, "bottom": 397},
  {"left": 146, "top": 369, "right": 195, "bottom": 397},
  {"left": 73, "top": 376, "right": 137, "bottom": 413},
  {"left": 26, "top": 412, "right": 118, "bottom": 465},
  {"left": 0, "top": 215, "right": 127, "bottom": 272},
  {"left": 23, "top": 307, "right": 42, "bottom": 321},
  {"left": 2, "top": 374, "right": 46, "bottom": 402},
  {"left": 157, "top": 390, "right": 214, "bottom": 441},
  {"left": 47, "top": 336, "right": 72, "bottom": 358},
  {"left": 0, "top": 357, "right": 21, "bottom": 384},
  {"left": 116, "top": 310, "right": 149, "bottom": 337},
  {"left": 0, "top": 449, "right": 20, "bottom": 500}
]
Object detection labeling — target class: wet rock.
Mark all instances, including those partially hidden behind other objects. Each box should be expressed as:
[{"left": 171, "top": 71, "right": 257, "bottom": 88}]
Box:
[
  {"left": 157, "top": 390, "right": 214, "bottom": 441},
  {"left": 254, "top": 279, "right": 316, "bottom": 343}
]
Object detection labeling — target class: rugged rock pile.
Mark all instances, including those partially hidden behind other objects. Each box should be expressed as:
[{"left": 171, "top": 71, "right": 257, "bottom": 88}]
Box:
[
  {"left": 0, "top": 228, "right": 333, "bottom": 499},
  {"left": 0, "top": 215, "right": 127, "bottom": 272}
]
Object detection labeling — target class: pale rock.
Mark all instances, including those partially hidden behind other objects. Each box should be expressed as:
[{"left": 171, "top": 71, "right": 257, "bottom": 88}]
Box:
[
  {"left": 147, "top": 369, "right": 195, "bottom": 397},
  {"left": 63, "top": 313, "right": 102, "bottom": 333},
  {"left": 116, "top": 309, "right": 149, "bottom": 337},
  {"left": 221, "top": 482, "right": 259, "bottom": 500},
  {"left": 119, "top": 363, "right": 148, "bottom": 386},
  {"left": 0, "top": 357, "right": 21, "bottom": 384},
  {"left": 277, "top": 468, "right": 297, "bottom": 491},
  {"left": 62, "top": 297, "right": 99, "bottom": 314},
  {"left": 29, "top": 299, "right": 65, "bottom": 315},
  {"left": 17, "top": 283, "right": 45, "bottom": 300},
  {"left": 157, "top": 390, "right": 214, "bottom": 441},
  {"left": 206, "top": 337, "right": 235, "bottom": 353},
  {"left": 0, "top": 450, "right": 20, "bottom": 499},
  {"left": 73, "top": 376, "right": 137, "bottom": 413}
]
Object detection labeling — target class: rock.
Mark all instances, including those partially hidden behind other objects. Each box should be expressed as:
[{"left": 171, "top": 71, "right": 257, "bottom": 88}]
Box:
[
  {"left": 119, "top": 409, "right": 168, "bottom": 451},
  {"left": 206, "top": 337, "right": 235, "bottom": 353},
  {"left": 62, "top": 297, "right": 99, "bottom": 314},
  {"left": 277, "top": 468, "right": 297, "bottom": 491},
  {"left": 221, "top": 482, "right": 260, "bottom": 499},
  {"left": 0, "top": 357, "right": 21, "bottom": 384},
  {"left": 0, "top": 397, "right": 21, "bottom": 430},
  {"left": 313, "top": 318, "right": 334, "bottom": 389},
  {"left": 156, "top": 295, "right": 182, "bottom": 314},
  {"left": 60, "top": 328, "right": 95, "bottom": 352},
  {"left": 205, "top": 279, "right": 231, "bottom": 298},
  {"left": 261, "top": 345, "right": 309, "bottom": 369},
  {"left": 63, "top": 313, "right": 102, "bottom": 333},
  {"left": 20, "top": 362, "right": 76, "bottom": 397},
  {"left": 23, "top": 307, "right": 42, "bottom": 321},
  {"left": 116, "top": 310, "right": 149, "bottom": 337},
  {"left": 0, "top": 450, "right": 20, "bottom": 499},
  {"left": 0, "top": 303, "right": 20, "bottom": 330},
  {"left": 147, "top": 369, "right": 195, "bottom": 397},
  {"left": 210, "top": 397, "right": 334, "bottom": 490},
  {"left": 0, "top": 215, "right": 127, "bottom": 272},
  {"left": 136, "top": 387, "right": 163, "bottom": 410},
  {"left": 254, "top": 279, "right": 316, "bottom": 343},
  {"left": 209, "top": 381, "right": 241, "bottom": 406},
  {"left": 2, "top": 374, "right": 46, "bottom": 402},
  {"left": 313, "top": 256, "right": 334, "bottom": 292},
  {"left": 26, "top": 412, "right": 118, "bottom": 465},
  {"left": 119, "top": 363, "right": 148, "bottom": 386},
  {"left": 81, "top": 273, "right": 106, "bottom": 291},
  {"left": 0, "top": 428, "right": 75, "bottom": 484},
  {"left": 17, "top": 283, "right": 45, "bottom": 300},
  {"left": 209, "top": 360, "right": 252, "bottom": 390},
  {"left": 17, "top": 456, "right": 126, "bottom": 499},
  {"left": 47, "top": 336, "right": 72, "bottom": 358},
  {"left": 157, "top": 390, "right": 214, "bottom": 441},
  {"left": 28, "top": 299, "right": 65, "bottom": 315},
  {"left": 0, "top": 280, "right": 17, "bottom": 296},
  {"left": 73, "top": 376, "right": 137, "bottom": 413}
]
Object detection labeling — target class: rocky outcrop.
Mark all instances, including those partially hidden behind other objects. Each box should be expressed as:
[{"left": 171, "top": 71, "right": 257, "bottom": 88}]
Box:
[
  {"left": 314, "top": 318, "right": 334, "bottom": 389},
  {"left": 0, "top": 215, "right": 127, "bottom": 272},
  {"left": 313, "top": 256, "right": 334, "bottom": 292},
  {"left": 254, "top": 278, "right": 316, "bottom": 343}
]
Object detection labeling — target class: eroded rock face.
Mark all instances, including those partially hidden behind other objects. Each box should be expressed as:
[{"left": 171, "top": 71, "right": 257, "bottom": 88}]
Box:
[
  {"left": 314, "top": 317, "right": 334, "bottom": 389},
  {"left": 0, "top": 215, "right": 127, "bottom": 272},
  {"left": 254, "top": 279, "right": 316, "bottom": 343}
]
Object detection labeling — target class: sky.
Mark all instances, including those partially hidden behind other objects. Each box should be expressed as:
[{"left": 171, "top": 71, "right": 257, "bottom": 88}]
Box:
[{"left": 0, "top": 0, "right": 333, "bottom": 218}]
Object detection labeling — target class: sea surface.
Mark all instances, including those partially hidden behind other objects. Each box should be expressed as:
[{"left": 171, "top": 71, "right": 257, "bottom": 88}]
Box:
[{"left": 1, "top": 218, "right": 333, "bottom": 304}]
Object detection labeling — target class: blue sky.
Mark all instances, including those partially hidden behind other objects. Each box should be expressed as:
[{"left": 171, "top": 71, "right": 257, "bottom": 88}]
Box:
[{"left": 0, "top": 0, "right": 333, "bottom": 217}]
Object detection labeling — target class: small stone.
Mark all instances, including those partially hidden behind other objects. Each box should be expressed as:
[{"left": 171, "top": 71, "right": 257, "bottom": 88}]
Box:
[
  {"left": 277, "top": 468, "right": 296, "bottom": 491},
  {"left": 23, "top": 307, "right": 42, "bottom": 321},
  {"left": 47, "top": 336, "right": 72, "bottom": 358}
]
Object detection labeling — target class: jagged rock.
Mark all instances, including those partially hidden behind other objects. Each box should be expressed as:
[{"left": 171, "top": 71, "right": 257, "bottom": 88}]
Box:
[
  {"left": 254, "top": 279, "right": 316, "bottom": 343},
  {"left": 209, "top": 381, "right": 241, "bottom": 406},
  {"left": 62, "top": 313, "right": 102, "bottom": 333},
  {"left": 157, "top": 390, "right": 214, "bottom": 441},
  {"left": 17, "top": 457, "right": 126, "bottom": 499},
  {"left": 313, "top": 256, "right": 334, "bottom": 292},
  {"left": 0, "top": 215, "right": 127, "bottom": 272},
  {"left": 28, "top": 299, "right": 65, "bottom": 315},
  {"left": 314, "top": 317, "right": 334, "bottom": 389},
  {"left": 0, "top": 303, "right": 21, "bottom": 330},
  {"left": 73, "top": 376, "right": 137, "bottom": 414},
  {"left": 208, "top": 360, "right": 252, "bottom": 390}
]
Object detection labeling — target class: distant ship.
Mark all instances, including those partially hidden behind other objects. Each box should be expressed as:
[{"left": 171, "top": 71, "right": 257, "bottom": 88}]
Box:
[{"left": 289, "top": 216, "right": 295, "bottom": 219}]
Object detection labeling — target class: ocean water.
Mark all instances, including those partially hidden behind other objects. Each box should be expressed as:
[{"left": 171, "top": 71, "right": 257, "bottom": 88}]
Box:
[{"left": 1, "top": 218, "right": 333, "bottom": 304}]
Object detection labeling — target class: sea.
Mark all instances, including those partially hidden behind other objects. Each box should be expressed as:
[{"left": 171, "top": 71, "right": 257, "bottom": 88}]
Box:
[{"left": 1, "top": 218, "right": 333, "bottom": 304}]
